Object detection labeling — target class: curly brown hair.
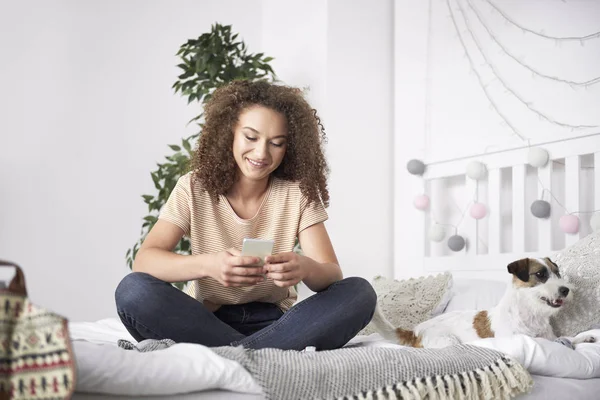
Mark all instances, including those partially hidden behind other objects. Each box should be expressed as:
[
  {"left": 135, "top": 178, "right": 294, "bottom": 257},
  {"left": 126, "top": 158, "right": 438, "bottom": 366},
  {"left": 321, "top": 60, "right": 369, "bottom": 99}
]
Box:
[{"left": 190, "top": 80, "right": 330, "bottom": 207}]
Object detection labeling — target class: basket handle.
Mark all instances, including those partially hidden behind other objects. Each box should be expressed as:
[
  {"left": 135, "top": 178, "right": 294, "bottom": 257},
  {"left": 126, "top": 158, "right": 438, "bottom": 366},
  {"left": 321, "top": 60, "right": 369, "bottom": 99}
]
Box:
[{"left": 0, "top": 259, "right": 27, "bottom": 296}]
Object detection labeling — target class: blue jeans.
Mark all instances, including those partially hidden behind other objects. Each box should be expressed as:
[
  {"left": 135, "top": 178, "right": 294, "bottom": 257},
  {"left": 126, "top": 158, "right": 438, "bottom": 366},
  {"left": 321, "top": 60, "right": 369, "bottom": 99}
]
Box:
[{"left": 115, "top": 272, "right": 377, "bottom": 351}]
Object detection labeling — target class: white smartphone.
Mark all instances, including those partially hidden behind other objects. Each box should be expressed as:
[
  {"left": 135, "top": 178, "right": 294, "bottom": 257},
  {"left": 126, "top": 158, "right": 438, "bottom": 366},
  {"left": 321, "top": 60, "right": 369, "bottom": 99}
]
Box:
[{"left": 241, "top": 238, "right": 274, "bottom": 267}]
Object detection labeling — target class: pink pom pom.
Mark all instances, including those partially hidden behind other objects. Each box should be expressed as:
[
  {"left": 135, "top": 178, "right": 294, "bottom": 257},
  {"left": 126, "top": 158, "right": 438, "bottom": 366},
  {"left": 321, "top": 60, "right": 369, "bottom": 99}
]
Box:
[
  {"left": 413, "top": 194, "right": 430, "bottom": 210},
  {"left": 559, "top": 215, "right": 579, "bottom": 234},
  {"left": 469, "top": 203, "right": 487, "bottom": 219}
]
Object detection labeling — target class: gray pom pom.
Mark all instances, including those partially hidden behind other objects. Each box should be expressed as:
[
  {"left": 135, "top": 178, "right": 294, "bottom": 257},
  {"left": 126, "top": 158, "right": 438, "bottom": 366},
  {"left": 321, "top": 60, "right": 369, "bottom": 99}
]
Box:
[
  {"left": 407, "top": 159, "right": 426, "bottom": 175},
  {"left": 448, "top": 235, "right": 465, "bottom": 252},
  {"left": 531, "top": 200, "right": 551, "bottom": 219}
]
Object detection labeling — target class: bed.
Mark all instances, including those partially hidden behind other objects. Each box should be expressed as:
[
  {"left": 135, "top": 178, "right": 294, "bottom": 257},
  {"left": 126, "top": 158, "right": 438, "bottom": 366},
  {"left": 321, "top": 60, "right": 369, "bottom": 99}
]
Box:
[{"left": 68, "top": 138, "right": 600, "bottom": 399}]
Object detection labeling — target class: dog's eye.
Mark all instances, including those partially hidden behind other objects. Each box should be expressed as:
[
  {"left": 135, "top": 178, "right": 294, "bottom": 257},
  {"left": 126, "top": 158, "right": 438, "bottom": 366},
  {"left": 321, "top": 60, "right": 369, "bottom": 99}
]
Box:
[
  {"left": 535, "top": 271, "right": 547, "bottom": 279},
  {"left": 585, "top": 337, "right": 597, "bottom": 343}
]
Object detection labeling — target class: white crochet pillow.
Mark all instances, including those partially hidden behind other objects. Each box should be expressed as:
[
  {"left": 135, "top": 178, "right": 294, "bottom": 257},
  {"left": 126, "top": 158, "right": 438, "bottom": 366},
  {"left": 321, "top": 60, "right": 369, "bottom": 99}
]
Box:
[
  {"left": 551, "top": 231, "right": 600, "bottom": 337},
  {"left": 360, "top": 272, "right": 453, "bottom": 336}
]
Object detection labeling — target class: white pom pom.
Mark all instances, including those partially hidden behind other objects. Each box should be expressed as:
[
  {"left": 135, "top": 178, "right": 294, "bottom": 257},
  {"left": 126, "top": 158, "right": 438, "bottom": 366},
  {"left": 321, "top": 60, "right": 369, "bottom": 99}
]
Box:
[
  {"left": 466, "top": 161, "right": 487, "bottom": 180},
  {"left": 428, "top": 224, "right": 446, "bottom": 242},
  {"left": 591, "top": 213, "right": 600, "bottom": 232},
  {"left": 528, "top": 147, "right": 549, "bottom": 168}
]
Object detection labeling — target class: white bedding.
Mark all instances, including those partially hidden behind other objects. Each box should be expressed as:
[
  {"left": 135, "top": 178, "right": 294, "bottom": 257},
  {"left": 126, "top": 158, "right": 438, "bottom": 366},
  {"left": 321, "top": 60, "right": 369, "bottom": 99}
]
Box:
[
  {"left": 70, "top": 318, "right": 600, "bottom": 397},
  {"left": 470, "top": 330, "right": 600, "bottom": 379}
]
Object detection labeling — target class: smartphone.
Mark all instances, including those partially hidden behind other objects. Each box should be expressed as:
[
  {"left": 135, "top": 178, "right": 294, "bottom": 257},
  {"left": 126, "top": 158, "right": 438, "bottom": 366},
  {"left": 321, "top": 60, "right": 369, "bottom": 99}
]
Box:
[{"left": 241, "top": 238, "right": 274, "bottom": 267}]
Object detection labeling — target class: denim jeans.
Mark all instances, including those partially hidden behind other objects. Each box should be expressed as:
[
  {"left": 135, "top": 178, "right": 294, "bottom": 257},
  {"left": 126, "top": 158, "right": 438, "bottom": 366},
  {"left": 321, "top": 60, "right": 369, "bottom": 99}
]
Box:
[{"left": 115, "top": 272, "right": 377, "bottom": 351}]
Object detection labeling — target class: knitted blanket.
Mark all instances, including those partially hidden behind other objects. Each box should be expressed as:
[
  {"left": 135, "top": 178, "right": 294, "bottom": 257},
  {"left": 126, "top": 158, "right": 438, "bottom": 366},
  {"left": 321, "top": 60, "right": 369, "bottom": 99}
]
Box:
[{"left": 211, "top": 344, "right": 533, "bottom": 400}]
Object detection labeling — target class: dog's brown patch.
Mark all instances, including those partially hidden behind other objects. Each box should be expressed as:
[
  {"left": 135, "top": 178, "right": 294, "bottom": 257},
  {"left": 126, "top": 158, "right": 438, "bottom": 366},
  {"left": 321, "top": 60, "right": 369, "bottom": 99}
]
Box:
[
  {"left": 395, "top": 328, "right": 422, "bottom": 348},
  {"left": 473, "top": 311, "right": 495, "bottom": 339},
  {"left": 544, "top": 257, "right": 561, "bottom": 277},
  {"left": 508, "top": 258, "right": 551, "bottom": 287},
  {"left": 508, "top": 258, "right": 533, "bottom": 287}
]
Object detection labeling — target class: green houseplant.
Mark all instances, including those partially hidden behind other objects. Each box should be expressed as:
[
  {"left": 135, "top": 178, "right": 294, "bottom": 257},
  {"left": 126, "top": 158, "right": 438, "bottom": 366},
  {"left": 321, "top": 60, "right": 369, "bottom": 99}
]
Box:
[{"left": 126, "top": 24, "right": 277, "bottom": 288}]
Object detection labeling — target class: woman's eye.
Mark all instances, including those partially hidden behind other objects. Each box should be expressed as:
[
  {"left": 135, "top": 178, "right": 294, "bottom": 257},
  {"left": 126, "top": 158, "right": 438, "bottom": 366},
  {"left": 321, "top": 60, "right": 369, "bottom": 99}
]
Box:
[
  {"left": 245, "top": 136, "right": 257, "bottom": 142},
  {"left": 271, "top": 142, "right": 284, "bottom": 148}
]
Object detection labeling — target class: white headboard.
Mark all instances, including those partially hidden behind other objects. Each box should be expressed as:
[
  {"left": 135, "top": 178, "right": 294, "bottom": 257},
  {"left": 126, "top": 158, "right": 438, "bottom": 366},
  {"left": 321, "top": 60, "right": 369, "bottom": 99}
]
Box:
[{"left": 411, "top": 134, "right": 599, "bottom": 282}]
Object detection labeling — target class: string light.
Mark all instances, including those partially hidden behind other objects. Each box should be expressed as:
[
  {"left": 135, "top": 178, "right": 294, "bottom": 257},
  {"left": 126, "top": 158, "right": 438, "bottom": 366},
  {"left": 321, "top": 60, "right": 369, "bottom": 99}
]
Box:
[
  {"left": 444, "top": 0, "right": 525, "bottom": 142},
  {"left": 485, "top": 0, "right": 600, "bottom": 41},
  {"left": 452, "top": 0, "right": 599, "bottom": 130},
  {"left": 467, "top": 0, "right": 600, "bottom": 88}
]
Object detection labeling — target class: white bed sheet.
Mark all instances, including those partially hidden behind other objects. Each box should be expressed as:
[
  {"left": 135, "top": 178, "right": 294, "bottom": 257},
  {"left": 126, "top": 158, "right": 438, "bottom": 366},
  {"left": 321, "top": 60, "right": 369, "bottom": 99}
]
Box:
[{"left": 519, "top": 375, "right": 600, "bottom": 399}]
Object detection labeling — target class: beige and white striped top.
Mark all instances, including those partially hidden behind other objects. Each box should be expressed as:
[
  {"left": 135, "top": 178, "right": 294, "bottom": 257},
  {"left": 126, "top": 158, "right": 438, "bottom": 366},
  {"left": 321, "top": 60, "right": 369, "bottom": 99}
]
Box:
[{"left": 158, "top": 172, "right": 328, "bottom": 311}]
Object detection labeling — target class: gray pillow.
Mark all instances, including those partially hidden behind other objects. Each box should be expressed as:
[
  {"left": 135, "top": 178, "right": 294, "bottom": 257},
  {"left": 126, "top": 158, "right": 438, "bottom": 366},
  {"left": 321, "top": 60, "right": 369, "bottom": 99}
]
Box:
[
  {"left": 360, "top": 272, "right": 453, "bottom": 336},
  {"left": 551, "top": 231, "right": 600, "bottom": 337}
]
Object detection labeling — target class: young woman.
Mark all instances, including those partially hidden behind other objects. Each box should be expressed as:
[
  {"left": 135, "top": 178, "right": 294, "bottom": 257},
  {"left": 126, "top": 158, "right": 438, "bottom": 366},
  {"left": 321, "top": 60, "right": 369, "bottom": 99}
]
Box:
[{"left": 115, "top": 80, "right": 376, "bottom": 351}]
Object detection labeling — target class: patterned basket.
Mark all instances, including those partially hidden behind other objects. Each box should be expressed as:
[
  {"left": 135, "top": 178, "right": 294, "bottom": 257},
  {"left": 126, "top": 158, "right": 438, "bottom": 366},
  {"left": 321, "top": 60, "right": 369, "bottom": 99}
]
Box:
[{"left": 0, "top": 260, "right": 76, "bottom": 400}]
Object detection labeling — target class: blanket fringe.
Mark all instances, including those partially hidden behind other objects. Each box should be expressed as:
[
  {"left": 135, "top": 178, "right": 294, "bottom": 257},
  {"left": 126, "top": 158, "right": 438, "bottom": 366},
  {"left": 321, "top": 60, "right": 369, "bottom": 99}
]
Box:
[{"left": 339, "top": 356, "right": 533, "bottom": 400}]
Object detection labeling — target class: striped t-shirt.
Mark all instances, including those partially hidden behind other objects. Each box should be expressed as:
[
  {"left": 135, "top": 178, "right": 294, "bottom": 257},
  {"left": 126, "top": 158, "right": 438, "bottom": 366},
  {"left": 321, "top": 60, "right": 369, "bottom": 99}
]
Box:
[{"left": 158, "top": 172, "right": 329, "bottom": 312}]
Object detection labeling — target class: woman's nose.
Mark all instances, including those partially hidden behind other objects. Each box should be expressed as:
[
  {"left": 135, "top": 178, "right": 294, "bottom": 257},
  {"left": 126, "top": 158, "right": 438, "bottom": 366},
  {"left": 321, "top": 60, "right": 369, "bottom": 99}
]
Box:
[{"left": 254, "top": 142, "right": 269, "bottom": 158}]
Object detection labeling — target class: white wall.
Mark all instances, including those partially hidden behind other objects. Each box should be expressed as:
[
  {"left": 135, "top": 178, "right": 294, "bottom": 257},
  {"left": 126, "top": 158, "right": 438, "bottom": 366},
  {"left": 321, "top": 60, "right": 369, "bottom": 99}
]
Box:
[
  {"left": 325, "top": 0, "right": 394, "bottom": 282},
  {"left": 0, "top": 0, "right": 264, "bottom": 321},
  {"left": 0, "top": 0, "right": 395, "bottom": 321}
]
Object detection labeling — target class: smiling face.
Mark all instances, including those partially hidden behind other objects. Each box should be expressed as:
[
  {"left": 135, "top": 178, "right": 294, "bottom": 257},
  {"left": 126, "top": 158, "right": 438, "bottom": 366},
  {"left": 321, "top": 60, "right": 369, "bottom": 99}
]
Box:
[
  {"left": 231, "top": 105, "right": 288, "bottom": 183},
  {"left": 507, "top": 257, "right": 572, "bottom": 314}
]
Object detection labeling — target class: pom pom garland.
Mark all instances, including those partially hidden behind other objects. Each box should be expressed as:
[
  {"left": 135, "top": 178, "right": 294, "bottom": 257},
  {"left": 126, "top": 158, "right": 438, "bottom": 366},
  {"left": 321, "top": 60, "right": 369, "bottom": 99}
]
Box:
[
  {"left": 531, "top": 200, "right": 551, "bottom": 219},
  {"left": 469, "top": 203, "right": 487, "bottom": 219},
  {"left": 413, "top": 194, "right": 430, "bottom": 210},
  {"left": 527, "top": 147, "right": 549, "bottom": 168},
  {"left": 406, "top": 159, "right": 426, "bottom": 176},
  {"left": 428, "top": 224, "right": 446, "bottom": 242},
  {"left": 408, "top": 154, "right": 594, "bottom": 252},
  {"left": 448, "top": 235, "right": 466, "bottom": 252},
  {"left": 591, "top": 213, "right": 600, "bottom": 232},
  {"left": 559, "top": 215, "right": 580, "bottom": 234},
  {"left": 466, "top": 161, "right": 487, "bottom": 180}
]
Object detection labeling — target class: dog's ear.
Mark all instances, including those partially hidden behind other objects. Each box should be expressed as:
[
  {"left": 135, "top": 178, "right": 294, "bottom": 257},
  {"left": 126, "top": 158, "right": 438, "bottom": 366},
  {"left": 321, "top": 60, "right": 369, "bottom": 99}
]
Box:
[
  {"left": 544, "top": 257, "right": 561, "bottom": 277},
  {"left": 507, "top": 258, "right": 530, "bottom": 282}
]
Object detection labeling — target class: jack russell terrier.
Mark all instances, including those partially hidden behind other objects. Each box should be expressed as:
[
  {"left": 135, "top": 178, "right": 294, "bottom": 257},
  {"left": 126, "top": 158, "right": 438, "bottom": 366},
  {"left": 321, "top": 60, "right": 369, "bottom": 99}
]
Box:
[{"left": 371, "top": 257, "right": 573, "bottom": 348}]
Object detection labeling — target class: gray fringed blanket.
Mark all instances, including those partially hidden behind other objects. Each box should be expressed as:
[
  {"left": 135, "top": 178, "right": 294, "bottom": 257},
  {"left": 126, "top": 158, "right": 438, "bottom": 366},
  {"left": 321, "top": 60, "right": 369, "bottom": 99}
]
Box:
[{"left": 211, "top": 344, "right": 533, "bottom": 400}]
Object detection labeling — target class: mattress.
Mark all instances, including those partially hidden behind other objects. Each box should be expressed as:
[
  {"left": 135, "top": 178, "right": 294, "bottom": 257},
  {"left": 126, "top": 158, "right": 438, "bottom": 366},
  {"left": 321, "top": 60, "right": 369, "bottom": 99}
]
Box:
[
  {"left": 72, "top": 390, "right": 263, "bottom": 399},
  {"left": 69, "top": 319, "right": 600, "bottom": 399}
]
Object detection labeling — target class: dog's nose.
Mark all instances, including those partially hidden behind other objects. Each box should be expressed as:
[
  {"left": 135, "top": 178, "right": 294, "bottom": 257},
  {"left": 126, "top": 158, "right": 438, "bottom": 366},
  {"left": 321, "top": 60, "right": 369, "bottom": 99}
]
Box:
[{"left": 559, "top": 286, "right": 570, "bottom": 297}]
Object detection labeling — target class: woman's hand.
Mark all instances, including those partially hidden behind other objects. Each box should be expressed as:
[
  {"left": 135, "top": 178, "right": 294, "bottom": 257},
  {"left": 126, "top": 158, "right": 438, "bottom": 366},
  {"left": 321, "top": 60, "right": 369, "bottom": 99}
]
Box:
[
  {"left": 264, "top": 252, "right": 314, "bottom": 288},
  {"left": 207, "top": 248, "right": 265, "bottom": 287}
]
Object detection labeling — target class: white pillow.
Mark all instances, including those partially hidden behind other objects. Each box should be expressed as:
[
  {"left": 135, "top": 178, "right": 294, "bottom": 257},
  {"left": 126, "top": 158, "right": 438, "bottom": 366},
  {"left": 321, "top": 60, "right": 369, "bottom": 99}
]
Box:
[
  {"left": 551, "top": 231, "right": 600, "bottom": 337},
  {"left": 444, "top": 279, "right": 507, "bottom": 312},
  {"left": 73, "top": 341, "right": 263, "bottom": 396},
  {"left": 70, "top": 319, "right": 263, "bottom": 396}
]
